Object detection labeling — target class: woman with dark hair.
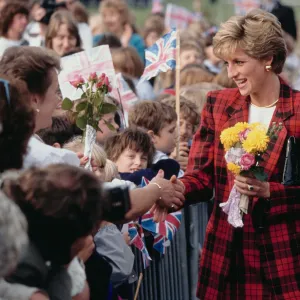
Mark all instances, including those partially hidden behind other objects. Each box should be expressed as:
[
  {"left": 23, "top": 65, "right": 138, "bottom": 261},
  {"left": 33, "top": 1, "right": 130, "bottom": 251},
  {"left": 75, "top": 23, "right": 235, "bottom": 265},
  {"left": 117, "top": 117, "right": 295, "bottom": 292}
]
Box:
[
  {"left": 0, "top": 2, "right": 29, "bottom": 56},
  {"left": 3, "top": 164, "right": 105, "bottom": 300},
  {"left": 0, "top": 74, "right": 35, "bottom": 172}
]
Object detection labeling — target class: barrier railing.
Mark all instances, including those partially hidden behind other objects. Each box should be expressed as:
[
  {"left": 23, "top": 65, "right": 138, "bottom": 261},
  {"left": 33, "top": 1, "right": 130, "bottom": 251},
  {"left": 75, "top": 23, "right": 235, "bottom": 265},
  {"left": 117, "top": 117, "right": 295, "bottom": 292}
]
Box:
[{"left": 131, "top": 202, "right": 209, "bottom": 300}]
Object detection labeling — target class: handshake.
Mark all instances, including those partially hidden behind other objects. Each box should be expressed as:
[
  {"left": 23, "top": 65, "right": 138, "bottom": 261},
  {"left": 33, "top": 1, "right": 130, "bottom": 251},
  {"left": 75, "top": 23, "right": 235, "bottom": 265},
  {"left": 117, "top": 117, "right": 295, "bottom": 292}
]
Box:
[{"left": 148, "top": 169, "right": 186, "bottom": 222}]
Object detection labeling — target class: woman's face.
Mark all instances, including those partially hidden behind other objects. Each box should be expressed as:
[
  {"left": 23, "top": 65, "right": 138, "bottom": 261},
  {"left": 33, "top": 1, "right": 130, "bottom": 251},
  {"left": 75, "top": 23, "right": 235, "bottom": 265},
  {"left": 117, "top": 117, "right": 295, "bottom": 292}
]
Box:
[
  {"left": 102, "top": 8, "right": 123, "bottom": 34},
  {"left": 51, "top": 23, "right": 77, "bottom": 56},
  {"left": 224, "top": 48, "right": 270, "bottom": 97},
  {"left": 34, "top": 69, "right": 61, "bottom": 131},
  {"left": 10, "top": 13, "right": 28, "bottom": 37}
]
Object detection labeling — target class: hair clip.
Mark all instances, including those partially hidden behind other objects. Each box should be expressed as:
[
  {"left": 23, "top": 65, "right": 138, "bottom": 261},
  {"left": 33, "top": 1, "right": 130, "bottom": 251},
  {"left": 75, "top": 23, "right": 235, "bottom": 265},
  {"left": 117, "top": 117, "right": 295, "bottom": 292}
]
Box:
[{"left": 0, "top": 79, "right": 10, "bottom": 106}]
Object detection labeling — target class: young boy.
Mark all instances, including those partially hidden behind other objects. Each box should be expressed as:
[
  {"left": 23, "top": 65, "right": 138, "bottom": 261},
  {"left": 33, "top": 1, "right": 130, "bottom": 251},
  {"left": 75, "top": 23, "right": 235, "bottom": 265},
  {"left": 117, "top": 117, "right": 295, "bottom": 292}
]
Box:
[
  {"left": 128, "top": 101, "right": 178, "bottom": 164},
  {"left": 160, "top": 96, "right": 200, "bottom": 171},
  {"left": 105, "top": 128, "right": 179, "bottom": 185},
  {"left": 180, "top": 41, "right": 205, "bottom": 70}
]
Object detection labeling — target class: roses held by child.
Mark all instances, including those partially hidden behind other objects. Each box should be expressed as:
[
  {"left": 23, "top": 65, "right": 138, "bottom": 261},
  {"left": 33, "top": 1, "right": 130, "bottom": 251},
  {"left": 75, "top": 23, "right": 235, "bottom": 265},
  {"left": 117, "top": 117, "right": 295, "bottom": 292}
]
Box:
[{"left": 219, "top": 122, "right": 282, "bottom": 228}]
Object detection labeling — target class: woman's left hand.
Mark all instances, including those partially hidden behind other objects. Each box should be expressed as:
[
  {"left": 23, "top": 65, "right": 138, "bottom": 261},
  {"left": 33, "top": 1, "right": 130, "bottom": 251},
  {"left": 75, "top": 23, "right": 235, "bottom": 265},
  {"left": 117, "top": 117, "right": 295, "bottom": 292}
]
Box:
[{"left": 234, "top": 175, "right": 270, "bottom": 198}]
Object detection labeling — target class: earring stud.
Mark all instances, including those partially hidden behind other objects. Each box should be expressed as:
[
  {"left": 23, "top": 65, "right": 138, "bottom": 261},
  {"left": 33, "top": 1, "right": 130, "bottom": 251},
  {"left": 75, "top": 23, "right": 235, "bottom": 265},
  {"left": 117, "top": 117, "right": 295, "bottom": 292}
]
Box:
[
  {"left": 265, "top": 65, "right": 272, "bottom": 72},
  {"left": 36, "top": 108, "right": 40, "bottom": 113}
]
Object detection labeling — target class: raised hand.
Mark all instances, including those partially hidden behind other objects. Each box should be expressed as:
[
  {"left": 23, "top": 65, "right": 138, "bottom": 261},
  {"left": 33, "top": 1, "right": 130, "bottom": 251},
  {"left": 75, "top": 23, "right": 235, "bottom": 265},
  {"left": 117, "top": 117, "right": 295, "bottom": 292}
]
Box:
[
  {"left": 150, "top": 170, "right": 185, "bottom": 209},
  {"left": 150, "top": 172, "right": 186, "bottom": 222}
]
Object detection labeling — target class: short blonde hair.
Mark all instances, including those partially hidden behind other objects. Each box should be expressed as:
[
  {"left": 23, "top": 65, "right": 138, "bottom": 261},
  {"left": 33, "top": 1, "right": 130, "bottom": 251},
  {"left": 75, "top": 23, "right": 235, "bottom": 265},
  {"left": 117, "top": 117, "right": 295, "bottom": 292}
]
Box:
[
  {"left": 64, "top": 136, "right": 107, "bottom": 168},
  {"left": 103, "top": 159, "right": 119, "bottom": 182},
  {"left": 213, "top": 9, "right": 287, "bottom": 74}
]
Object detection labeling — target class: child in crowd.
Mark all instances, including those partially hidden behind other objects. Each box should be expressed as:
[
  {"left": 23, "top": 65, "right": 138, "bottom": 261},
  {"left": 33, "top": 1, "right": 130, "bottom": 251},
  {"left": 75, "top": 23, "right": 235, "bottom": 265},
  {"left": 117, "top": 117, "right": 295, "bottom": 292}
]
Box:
[
  {"left": 180, "top": 41, "right": 205, "bottom": 70},
  {"left": 180, "top": 82, "right": 223, "bottom": 115},
  {"left": 128, "top": 101, "right": 183, "bottom": 176},
  {"left": 160, "top": 96, "right": 200, "bottom": 171},
  {"left": 143, "top": 13, "right": 165, "bottom": 47},
  {"left": 105, "top": 128, "right": 180, "bottom": 184},
  {"left": 180, "top": 63, "right": 215, "bottom": 86}
]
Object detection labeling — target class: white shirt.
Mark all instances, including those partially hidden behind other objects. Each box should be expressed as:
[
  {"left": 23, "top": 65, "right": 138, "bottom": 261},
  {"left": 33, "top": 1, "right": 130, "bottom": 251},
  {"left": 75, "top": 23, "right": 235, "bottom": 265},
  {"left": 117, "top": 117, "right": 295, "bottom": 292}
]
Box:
[
  {"left": 23, "top": 136, "right": 80, "bottom": 169},
  {"left": 248, "top": 104, "right": 276, "bottom": 128},
  {"left": 77, "top": 23, "right": 93, "bottom": 50},
  {"left": 0, "top": 37, "right": 22, "bottom": 57}
]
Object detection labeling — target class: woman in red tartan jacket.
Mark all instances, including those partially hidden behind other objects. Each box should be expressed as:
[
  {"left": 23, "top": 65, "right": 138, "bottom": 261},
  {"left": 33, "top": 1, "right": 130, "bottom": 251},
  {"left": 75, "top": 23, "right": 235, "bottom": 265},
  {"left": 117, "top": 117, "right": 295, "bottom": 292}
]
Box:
[{"left": 178, "top": 9, "right": 300, "bottom": 300}]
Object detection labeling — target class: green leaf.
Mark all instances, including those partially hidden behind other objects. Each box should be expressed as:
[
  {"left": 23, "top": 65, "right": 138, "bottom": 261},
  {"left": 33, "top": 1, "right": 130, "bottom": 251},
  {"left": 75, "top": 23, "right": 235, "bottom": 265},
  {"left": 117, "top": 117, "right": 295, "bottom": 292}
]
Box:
[
  {"left": 105, "top": 122, "right": 116, "bottom": 131},
  {"left": 101, "top": 103, "right": 117, "bottom": 114},
  {"left": 61, "top": 98, "right": 73, "bottom": 110},
  {"left": 81, "top": 92, "right": 87, "bottom": 100},
  {"left": 76, "top": 101, "right": 87, "bottom": 112},
  {"left": 76, "top": 116, "right": 87, "bottom": 130},
  {"left": 252, "top": 167, "right": 268, "bottom": 181},
  {"left": 94, "top": 93, "right": 102, "bottom": 107}
]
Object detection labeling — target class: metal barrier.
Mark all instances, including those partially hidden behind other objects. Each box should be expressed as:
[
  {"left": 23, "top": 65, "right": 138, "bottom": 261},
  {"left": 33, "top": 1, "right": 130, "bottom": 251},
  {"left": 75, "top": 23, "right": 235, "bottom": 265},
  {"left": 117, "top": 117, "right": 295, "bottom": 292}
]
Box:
[{"left": 131, "top": 202, "right": 209, "bottom": 300}]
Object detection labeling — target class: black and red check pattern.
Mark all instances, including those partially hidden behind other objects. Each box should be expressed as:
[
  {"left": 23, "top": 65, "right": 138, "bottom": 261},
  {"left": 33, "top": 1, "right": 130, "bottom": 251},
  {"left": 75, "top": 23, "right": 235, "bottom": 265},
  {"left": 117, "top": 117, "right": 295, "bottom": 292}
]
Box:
[{"left": 181, "top": 78, "right": 300, "bottom": 299}]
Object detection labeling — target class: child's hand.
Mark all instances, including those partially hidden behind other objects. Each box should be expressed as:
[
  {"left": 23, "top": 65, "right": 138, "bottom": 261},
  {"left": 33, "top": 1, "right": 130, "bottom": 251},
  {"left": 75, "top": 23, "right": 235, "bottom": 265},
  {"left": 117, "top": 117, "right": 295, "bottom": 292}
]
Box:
[
  {"left": 77, "top": 152, "right": 89, "bottom": 167},
  {"left": 121, "top": 23, "right": 133, "bottom": 47},
  {"left": 170, "top": 142, "right": 189, "bottom": 171}
]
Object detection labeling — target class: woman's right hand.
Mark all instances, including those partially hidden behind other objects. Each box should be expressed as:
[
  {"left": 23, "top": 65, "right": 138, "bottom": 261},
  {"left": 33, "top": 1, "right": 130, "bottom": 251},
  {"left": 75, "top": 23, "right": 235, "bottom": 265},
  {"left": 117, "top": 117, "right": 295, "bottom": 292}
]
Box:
[{"left": 150, "top": 170, "right": 185, "bottom": 209}]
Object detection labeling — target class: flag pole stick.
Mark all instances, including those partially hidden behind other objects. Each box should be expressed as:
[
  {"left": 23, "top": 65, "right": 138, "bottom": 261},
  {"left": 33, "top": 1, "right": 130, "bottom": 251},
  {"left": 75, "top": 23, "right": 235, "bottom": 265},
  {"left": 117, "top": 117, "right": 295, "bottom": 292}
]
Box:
[
  {"left": 175, "top": 30, "right": 181, "bottom": 160},
  {"left": 134, "top": 272, "right": 143, "bottom": 300}
]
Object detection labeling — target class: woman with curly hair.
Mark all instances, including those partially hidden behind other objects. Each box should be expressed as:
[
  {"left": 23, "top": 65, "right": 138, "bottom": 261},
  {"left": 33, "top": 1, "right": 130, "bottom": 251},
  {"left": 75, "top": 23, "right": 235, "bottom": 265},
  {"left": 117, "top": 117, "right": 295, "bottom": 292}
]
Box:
[{"left": 0, "top": 2, "right": 29, "bottom": 56}]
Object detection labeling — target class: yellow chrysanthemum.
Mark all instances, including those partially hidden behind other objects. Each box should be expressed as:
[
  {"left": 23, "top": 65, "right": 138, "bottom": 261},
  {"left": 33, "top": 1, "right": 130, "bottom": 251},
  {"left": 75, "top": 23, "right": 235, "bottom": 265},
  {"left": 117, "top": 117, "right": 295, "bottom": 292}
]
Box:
[
  {"left": 234, "top": 122, "right": 250, "bottom": 131},
  {"left": 227, "top": 162, "right": 241, "bottom": 175},
  {"left": 249, "top": 122, "right": 267, "bottom": 131},
  {"left": 220, "top": 127, "right": 240, "bottom": 150},
  {"left": 242, "top": 129, "right": 270, "bottom": 154}
]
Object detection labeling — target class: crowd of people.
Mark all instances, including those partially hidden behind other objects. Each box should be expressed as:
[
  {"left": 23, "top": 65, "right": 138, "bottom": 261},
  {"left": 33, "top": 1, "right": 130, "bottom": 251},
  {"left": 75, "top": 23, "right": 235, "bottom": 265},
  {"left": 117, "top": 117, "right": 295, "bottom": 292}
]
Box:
[{"left": 0, "top": 0, "right": 299, "bottom": 299}]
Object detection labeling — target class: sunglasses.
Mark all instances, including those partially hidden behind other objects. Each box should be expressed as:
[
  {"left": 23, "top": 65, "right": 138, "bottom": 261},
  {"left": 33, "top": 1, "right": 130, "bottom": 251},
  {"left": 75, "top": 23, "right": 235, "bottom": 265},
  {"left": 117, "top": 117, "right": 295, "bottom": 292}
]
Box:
[{"left": 0, "top": 79, "right": 10, "bottom": 106}]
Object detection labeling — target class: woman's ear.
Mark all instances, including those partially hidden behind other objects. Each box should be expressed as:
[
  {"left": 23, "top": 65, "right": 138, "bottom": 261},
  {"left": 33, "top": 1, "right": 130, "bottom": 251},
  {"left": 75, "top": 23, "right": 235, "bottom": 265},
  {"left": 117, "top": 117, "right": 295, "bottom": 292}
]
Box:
[{"left": 30, "top": 94, "right": 41, "bottom": 110}]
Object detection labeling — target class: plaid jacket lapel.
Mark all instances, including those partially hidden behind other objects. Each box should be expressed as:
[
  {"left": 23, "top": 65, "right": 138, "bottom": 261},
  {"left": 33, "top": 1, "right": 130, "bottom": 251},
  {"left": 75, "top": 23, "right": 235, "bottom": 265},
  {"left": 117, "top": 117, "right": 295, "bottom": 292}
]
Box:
[
  {"left": 260, "top": 80, "right": 293, "bottom": 180},
  {"left": 221, "top": 91, "right": 249, "bottom": 131}
]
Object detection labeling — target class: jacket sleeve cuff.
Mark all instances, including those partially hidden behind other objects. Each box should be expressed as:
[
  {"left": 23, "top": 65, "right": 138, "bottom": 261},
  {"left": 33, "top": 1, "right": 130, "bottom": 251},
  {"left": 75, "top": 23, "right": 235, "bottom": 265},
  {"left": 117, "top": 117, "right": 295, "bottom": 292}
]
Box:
[{"left": 269, "top": 182, "right": 286, "bottom": 199}]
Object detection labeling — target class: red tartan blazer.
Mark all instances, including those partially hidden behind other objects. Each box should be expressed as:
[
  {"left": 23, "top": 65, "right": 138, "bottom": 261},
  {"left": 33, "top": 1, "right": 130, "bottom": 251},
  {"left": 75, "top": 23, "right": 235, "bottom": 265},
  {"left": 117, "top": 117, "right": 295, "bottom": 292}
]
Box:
[{"left": 181, "top": 79, "right": 300, "bottom": 299}]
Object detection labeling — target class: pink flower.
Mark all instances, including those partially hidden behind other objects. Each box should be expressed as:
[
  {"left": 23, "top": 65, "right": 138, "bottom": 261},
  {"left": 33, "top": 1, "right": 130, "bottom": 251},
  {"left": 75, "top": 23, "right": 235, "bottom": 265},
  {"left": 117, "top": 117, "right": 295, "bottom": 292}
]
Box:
[
  {"left": 98, "top": 73, "right": 106, "bottom": 82},
  {"left": 108, "top": 85, "right": 112, "bottom": 93},
  {"left": 88, "top": 72, "right": 97, "bottom": 82},
  {"left": 69, "top": 75, "right": 84, "bottom": 88},
  {"left": 239, "top": 129, "right": 250, "bottom": 142},
  {"left": 96, "top": 81, "right": 104, "bottom": 89},
  {"left": 240, "top": 153, "right": 255, "bottom": 170},
  {"left": 103, "top": 76, "right": 110, "bottom": 87}
]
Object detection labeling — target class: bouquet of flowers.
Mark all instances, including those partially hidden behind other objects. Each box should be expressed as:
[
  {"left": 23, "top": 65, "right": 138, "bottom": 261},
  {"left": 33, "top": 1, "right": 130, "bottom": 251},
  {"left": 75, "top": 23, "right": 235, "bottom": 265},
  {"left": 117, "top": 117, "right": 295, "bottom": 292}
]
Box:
[
  {"left": 61, "top": 72, "right": 117, "bottom": 169},
  {"left": 219, "top": 122, "right": 282, "bottom": 227}
]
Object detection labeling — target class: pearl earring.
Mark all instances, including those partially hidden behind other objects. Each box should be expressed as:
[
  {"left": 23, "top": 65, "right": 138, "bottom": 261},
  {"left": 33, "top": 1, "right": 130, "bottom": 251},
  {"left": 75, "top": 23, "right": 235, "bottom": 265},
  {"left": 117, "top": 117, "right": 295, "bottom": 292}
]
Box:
[
  {"left": 265, "top": 65, "right": 272, "bottom": 72},
  {"left": 36, "top": 108, "right": 40, "bottom": 113}
]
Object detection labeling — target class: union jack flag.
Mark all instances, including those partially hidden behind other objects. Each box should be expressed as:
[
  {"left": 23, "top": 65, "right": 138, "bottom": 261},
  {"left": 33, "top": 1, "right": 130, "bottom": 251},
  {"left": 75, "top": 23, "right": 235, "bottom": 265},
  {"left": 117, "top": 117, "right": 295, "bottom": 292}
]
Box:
[
  {"left": 139, "top": 29, "right": 177, "bottom": 83},
  {"left": 165, "top": 4, "right": 200, "bottom": 30},
  {"left": 128, "top": 222, "right": 151, "bottom": 268},
  {"left": 59, "top": 45, "right": 116, "bottom": 101},
  {"left": 139, "top": 177, "right": 182, "bottom": 254}
]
